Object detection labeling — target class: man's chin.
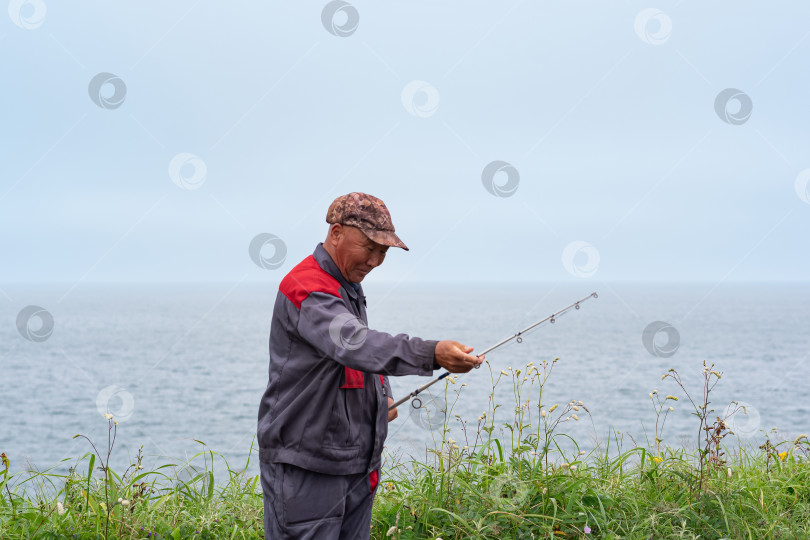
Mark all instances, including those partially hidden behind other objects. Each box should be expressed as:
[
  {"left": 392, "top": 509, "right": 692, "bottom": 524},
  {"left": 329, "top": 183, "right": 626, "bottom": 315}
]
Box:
[{"left": 352, "top": 272, "right": 369, "bottom": 283}]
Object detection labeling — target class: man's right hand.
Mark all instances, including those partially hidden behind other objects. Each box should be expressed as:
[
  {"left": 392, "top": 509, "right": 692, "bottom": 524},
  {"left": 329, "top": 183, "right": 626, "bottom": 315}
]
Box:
[{"left": 434, "top": 340, "right": 484, "bottom": 373}]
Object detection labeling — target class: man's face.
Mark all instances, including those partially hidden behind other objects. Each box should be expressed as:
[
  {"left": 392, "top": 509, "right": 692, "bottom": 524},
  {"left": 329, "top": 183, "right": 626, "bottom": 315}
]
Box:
[{"left": 327, "top": 224, "right": 388, "bottom": 283}]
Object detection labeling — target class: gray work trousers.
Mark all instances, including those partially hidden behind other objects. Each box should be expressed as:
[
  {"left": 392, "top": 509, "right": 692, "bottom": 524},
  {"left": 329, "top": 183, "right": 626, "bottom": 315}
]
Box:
[{"left": 260, "top": 460, "right": 379, "bottom": 540}]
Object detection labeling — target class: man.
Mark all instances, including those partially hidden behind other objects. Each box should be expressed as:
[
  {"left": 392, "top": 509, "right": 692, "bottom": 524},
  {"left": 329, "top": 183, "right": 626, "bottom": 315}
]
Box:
[{"left": 257, "top": 192, "right": 483, "bottom": 539}]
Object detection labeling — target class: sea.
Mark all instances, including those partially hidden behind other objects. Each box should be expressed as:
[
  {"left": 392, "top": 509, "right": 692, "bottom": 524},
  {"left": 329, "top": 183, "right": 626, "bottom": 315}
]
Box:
[{"left": 1, "top": 281, "right": 808, "bottom": 496}]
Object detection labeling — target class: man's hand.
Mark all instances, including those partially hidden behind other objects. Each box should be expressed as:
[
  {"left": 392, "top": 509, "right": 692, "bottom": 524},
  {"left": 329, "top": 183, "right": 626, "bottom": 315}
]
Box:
[
  {"left": 434, "top": 340, "right": 484, "bottom": 373},
  {"left": 387, "top": 397, "right": 398, "bottom": 422}
]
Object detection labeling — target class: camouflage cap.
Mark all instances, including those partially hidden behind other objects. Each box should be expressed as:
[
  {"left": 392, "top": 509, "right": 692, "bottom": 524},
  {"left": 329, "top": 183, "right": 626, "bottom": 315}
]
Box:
[{"left": 326, "top": 192, "right": 409, "bottom": 251}]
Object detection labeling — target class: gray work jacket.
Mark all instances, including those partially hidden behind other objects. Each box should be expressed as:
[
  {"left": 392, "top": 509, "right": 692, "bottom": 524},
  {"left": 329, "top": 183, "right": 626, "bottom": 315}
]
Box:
[{"left": 257, "top": 243, "right": 439, "bottom": 475}]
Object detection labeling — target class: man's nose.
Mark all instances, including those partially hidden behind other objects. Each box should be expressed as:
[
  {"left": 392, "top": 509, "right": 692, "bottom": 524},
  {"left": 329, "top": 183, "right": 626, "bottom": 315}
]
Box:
[{"left": 368, "top": 252, "right": 384, "bottom": 267}]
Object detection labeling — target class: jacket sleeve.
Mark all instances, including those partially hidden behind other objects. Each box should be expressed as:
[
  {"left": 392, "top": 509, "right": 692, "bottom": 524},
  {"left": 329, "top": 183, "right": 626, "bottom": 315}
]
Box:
[{"left": 297, "top": 291, "right": 438, "bottom": 376}]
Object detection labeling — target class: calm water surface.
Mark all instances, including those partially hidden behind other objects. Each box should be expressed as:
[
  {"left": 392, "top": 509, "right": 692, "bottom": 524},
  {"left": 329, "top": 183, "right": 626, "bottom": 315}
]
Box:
[{"left": 1, "top": 281, "right": 808, "bottom": 493}]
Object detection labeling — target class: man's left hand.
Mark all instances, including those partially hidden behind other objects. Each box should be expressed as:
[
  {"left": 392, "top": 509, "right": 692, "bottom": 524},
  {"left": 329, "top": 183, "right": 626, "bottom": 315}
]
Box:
[{"left": 387, "top": 397, "right": 398, "bottom": 422}]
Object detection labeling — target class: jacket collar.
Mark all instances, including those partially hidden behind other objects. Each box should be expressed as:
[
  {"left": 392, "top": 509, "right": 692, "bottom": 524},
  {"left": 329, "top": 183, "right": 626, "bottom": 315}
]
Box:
[{"left": 313, "top": 243, "right": 365, "bottom": 302}]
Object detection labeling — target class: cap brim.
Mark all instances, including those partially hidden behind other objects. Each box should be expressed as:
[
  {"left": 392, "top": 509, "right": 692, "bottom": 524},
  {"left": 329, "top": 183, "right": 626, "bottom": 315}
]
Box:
[{"left": 361, "top": 228, "right": 409, "bottom": 251}]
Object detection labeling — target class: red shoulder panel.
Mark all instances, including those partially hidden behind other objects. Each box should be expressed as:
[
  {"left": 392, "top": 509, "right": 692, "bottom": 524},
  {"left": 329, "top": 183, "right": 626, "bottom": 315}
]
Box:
[{"left": 279, "top": 255, "right": 342, "bottom": 309}]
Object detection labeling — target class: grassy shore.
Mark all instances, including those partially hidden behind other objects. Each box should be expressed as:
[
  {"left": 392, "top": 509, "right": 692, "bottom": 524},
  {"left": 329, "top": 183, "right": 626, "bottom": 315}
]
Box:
[{"left": 2, "top": 360, "right": 809, "bottom": 539}]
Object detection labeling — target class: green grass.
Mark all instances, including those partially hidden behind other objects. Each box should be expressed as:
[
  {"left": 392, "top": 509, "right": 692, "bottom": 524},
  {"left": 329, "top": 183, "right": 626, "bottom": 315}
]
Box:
[
  {"left": 2, "top": 360, "right": 809, "bottom": 539},
  {"left": 372, "top": 435, "right": 810, "bottom": 539}
]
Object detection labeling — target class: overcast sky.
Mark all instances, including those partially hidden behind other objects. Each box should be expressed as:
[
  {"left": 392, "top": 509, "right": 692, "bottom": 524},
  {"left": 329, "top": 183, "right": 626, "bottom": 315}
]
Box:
[{"left": 2, "top": 1, "right": 809, "bottom": 285}]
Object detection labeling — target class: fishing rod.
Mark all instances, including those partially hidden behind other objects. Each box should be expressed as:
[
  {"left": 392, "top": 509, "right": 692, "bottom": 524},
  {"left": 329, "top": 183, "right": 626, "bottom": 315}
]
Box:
[{"left": 389, "top": 292, "right": 598, "bottom": 411}]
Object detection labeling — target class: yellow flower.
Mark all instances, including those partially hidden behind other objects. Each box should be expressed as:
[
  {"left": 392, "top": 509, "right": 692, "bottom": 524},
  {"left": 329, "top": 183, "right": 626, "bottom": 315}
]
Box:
[
  {"left": 668, "top": 406, "right": 674, "bottom": 412},
  {"left": 572, "top": 414, "right": 579, "bottom": 421},
  {"left": 660, "top": 374, "right": 667, "bottom": 380},
  {"left": 650, "top": 456, "right": 662, "bottom": 463},
  {"left": 541, "top": 409, "right": 546, "bottom": 418},
  {"left": 665, "top": 395, "right": 678, "bottom": 401},
  {"left": 778, "top": 451, "right": 788, "bottom": 461},
  {"left": 500, "top": 370, "right": 508, "bottom": 376},
  {"left": 548, "top": 404, "right": 558, "bottom": 413},
  {"left": 648, "top": 393, "right": 653, "bottom": 399},
  {"left": 572, "top": 406, "right": 580, "bottom": 411},
  {"left": 103, "top": 413, "right": 113, "bottom": 420}
]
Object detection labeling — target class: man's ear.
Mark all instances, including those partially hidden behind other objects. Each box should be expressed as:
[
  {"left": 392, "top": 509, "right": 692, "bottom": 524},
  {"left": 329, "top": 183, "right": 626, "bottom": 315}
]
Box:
[{"left": 326, "top": 223, "right": 343, "bottom": 245}]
